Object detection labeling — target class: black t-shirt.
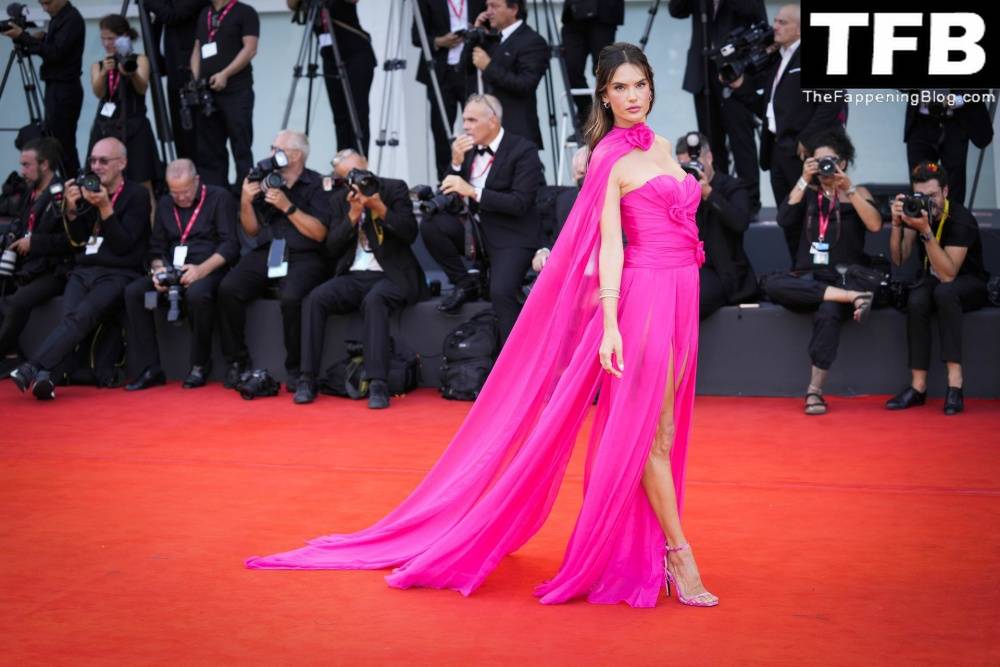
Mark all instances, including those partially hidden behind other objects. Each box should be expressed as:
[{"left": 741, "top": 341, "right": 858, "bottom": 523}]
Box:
[
  {"left": 780, "top": 191, "right": 868, "bottom": 272},
  {"left": 919, "top": 200, "right": 987, "bottom": 281},
  {"left": 151, "top": 183, "right": 239, "bottom": 266},
  {"left": 252, "top": 169, "right": 332, "bottom": 254},
  {"left": 17, "top": 2, "right": 85, "bottom": 83},
  {"left": 73, "top": 180, "right": 151, "bottom": 273},
  {"left": 195, "top": 1, "right": 259, "bottom": 91}
]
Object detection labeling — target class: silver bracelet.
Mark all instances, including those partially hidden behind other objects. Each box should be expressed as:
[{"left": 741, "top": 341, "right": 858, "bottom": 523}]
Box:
[{"left": 795, "top": 177, "right": 808, "bottom": 191}]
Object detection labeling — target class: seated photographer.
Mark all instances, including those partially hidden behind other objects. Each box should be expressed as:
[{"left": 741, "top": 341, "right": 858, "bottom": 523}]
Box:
[
  {"left": 763, "top": 127, "right": 882, "bottom": 415},
  {"left": 419, "top": 93, "right": 544, "bottom": 347},
  {"left": 675, "top": 132, "right": 757, "bottom": 319},
  {"left": 10, "top": 137, "right": 151, "bottom": 401},
  {"left": 293, "top": 149, "right": 429, "bottom": 408},
  {"left": 0, "top": 139, "right": 75, "bottom": 365},
  {"left": 532, "top": 145, "right": 587, "bottom": 273},
  {"left": 886, "top": 161, "right": 988, "bottom": 415},
  {"left": 217, "top": 130, "right": 331, "bottom": 390},
  {"left": 123, "top": 159, "right": 239, "bottom": 391},
  {"left": 88, "top": 15, "right": 159, "bottom": 196}
]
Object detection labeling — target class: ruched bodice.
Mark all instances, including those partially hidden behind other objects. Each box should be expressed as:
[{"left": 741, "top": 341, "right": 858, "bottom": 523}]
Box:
[{"left": 621, "top": 173, "right": 705, "bottom": 270}]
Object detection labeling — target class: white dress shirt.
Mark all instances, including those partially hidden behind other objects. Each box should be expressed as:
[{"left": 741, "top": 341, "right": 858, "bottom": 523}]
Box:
[
  {"left": 766, "top": 39, "right": 800, "bottom": 134},
  {"left": 349, "top": 212, "right": 384, "bottom": 272},
  {"left": 500, "top": 19, "right": 522, "bottom": 43},
  {"left": 447, "top": 0, "right": 467, "bottom": 65}
]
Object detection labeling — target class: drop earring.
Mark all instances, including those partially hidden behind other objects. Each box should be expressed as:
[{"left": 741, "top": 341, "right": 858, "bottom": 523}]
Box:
[{"left": 602, "top": 100, "right": 610, "bottom": 109}]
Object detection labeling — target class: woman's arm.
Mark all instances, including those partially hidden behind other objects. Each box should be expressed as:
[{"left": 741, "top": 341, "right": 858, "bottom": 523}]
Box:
[
  {"left": 598, "top": 165, "right": 625, "bottom": 377},
  {"left": 128, "top": 54, "right": 151, "bottom": 96},
  {"left": 850, "top": 186, "right": 882, "bottom": 233}
]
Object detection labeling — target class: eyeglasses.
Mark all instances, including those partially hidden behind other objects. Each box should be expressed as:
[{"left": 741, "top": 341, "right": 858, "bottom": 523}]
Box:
[
  {"left": 467, "top": 94, "right": 500, "bottom": 119},
  {"left": 88, "top": 156, "right": 121, "bottom": 166}
]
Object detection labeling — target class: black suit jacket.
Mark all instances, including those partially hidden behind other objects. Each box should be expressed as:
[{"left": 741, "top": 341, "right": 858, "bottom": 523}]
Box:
[
  {"left": 903, "top": 93, "right": 994, "bottom": 150},
  {"left": 668, "top": 0, "right": 767, "bottom": 95},
  {"left": 697, "top": 171, "right": 757, "bottom": 303},
  {"left": 452, "top": 131, "right": 544, "bottom": 250},
  {"left": 327, "top": 177, "right": 430, "bottom": 306},
  {"left": 412, "top": 0, "right": 486, "bottom": 86},
  {"left": 561, "top": 0, "right": 624, "bottom": 26},
  {"left": 470, "top": 23, "right": 549, "bottom": 149},
  {"left": 754, "top": 47, "right": 845, "bottom": 169}
]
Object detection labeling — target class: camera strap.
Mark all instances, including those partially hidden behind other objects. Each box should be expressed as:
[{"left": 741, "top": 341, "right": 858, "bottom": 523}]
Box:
[
  {"left": 25, "top": 189, "right": 39, "bottom": 235},
  {"left": 107, "top": 69, "right": 121, "bottom": 99},
  {"left": 925, "top": 199, "right": 950, "bottom": 272},
  {"left": 815, "top": 189, "right": 835, "bottom": 243},
  {"left": 207, "top": 0, "right": 238, "bottom": 42},
  {"left": 90, "top": 179, "right": 126, "bottom": 241},
  {"left": 172, "top": 184, "right": 207, "bottom": 247}
]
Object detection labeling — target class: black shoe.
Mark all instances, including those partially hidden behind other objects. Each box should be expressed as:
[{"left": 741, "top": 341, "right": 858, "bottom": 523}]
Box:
[
  {"left": 368, "top": 379, "right": 390, "bottom": 409},
  {"left": 293, "top": 376, "right": 317, "bottom": 404},
  {"left": 9, "top": 362, "right": 37, "bottom": 393},
  {"left": 32, "top": 370, "right": 55, "bottom": 401},
  {"left": 943, "top": 386, "right": 964, "bottom": 415},
  {"left": 285, "top": 372, "right": 299, "bottom": 394},
  {"left": 125, "top": 368, "right": 166, "bottom": 391},
  {"left": 886, "top": 386, "right": 927, "bottom": 410},
  {"left": 224, "top": 361, "right": 247, "bottom": 389},
  {"left": 182, "top": 365, "right": 210, "bottom": 389},
  {"left": 437, "top": 281, "right": 479, "bottom": 314}
]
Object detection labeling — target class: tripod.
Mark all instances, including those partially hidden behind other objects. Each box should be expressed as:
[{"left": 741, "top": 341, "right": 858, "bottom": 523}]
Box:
[
  {"left": 0, "top": 43, "right": 46, "bottom": 136},
  {"left": 283, "top": 0, "right": 365, "bottom": 157}
]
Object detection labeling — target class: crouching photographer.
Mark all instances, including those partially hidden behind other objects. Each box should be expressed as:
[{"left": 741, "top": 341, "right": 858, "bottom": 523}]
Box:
[
  {"left": 293, "top": 149, "right": 430, "bottom": 408},
  {"left": 886, "top": 161, "right": 988, "bottom": 415},
  {"left": 123, "top": 159, "right": 239, "bottom": 390}
]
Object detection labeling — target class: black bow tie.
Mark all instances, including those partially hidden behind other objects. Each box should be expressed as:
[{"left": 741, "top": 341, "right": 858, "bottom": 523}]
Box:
[{"left": 475, "top": 145, "right": 494, "bottom": 156}]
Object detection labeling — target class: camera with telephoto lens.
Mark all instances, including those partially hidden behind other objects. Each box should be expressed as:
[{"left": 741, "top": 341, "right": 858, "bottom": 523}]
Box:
[
  {"left": 113, "top": 35, "right": 138, "bottom": 74},
  {"left": 147, "top": 264, "right": 185, "bottom": 323},
  {"left": 75, "top": 169, "right": 102, "bottom": 193},
  {"left": 902, "top": 192, "right": 932, "bottom": 219},
  {"left": 333, "top": 168, "right": 380, "bottom": 197},
  {"left": 680, "top": 132, "right": 705, "bottom": 178},
  {"left": 412, "top": 184, "right": 465, "bottom": 216},
  {"left": 0, "top": 3, "right": 31, "bottom": 32},
  {"left": 0, "top": 228, "right": 17, "bottom": 277},
  {"left": 178, "top": 79, "right": 216, "bottom": 131},
  {"left": 460, "top": 25, "right": 500, "bottom": 50},
  {"left": 709, "top": 21, "right": 776, "bottom": 85},
  {"left": 817, "top": 156, "right": 839, "bottom": 176}
]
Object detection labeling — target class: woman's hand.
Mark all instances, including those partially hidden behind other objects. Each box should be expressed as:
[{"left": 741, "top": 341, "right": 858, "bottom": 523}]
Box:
[{"left": 599, "top": 328, "right": 624, "bottom": 378}]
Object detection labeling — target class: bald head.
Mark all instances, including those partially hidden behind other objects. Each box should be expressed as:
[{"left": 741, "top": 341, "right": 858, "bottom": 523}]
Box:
[
  {"left": 88, "top": 136, "right": 127, "bottom": 187},
  {"left": 166, "top": 159, "right": 201, "bottom": 208}
]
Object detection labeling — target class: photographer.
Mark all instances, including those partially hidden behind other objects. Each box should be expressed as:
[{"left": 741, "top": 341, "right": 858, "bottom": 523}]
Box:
[
  {"left": 668, "top": 0, "right": 767, "bottom": 214},
  {"left": 0, "top": 138, "right": 74, "bottom": 362},
  {"left": 190, "top": 0, "right": 259, "bottom": 188},
  {"left": 412, "top": 0, "right": 485, "bottom": 180},
  {"left": 289, "top": 0, "right": 376, "bottom": 155},
  {"left": 3, "top": 0, "right": 85, "bottom": 175},
  {"left": 145, "top": 0, "right": 209, "bottom": 160},
  {"left": 886, "top": 161, "right": 988, "bottom": 416},
  {"left": 88, "top": 15, "right": 159, "bottom": 196},
  {"left": 122, "top": 159, "right": 238, "bottom": 390},
  {"left": 10, "top": 137, "right": 151, "bottom": 401},
  {"left": 217, "top": 130, "right": 331, "bottom": 390},
  {"left": 467, "top": 0, "right": 547, "bottom": 149},
  {"left": 763, "top": 127, "right": 882, "bottom": 416},
  {"left": 293, "top": 149, "right": 429, "bottom": 408},
  {"left": 420, "top": 94, "right": 543, "bottom": 347},
  {"left": 675, "top": 132, "right": 757, "bottom": 320}
]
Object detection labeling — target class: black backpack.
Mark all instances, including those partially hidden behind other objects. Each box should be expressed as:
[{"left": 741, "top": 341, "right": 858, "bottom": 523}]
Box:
[
  {"left": 439, "top": 309, "right": 498, "bottom": 401},
  {"left": 52, "top": 318, "right": 128, "bottom": 388},
  {"left": 320, "top": 338, "right": 420, "bottom": 399}
]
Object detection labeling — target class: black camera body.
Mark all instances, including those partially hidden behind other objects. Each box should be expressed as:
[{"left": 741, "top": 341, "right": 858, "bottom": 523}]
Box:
[
  {"left": 817, "top": 156, "right": 839, "bottom": 176},
  {"left": 413, "top": 184, "right": 465, "bottom": 216},
  {"left": 461, "top": 26, "right": 500, "bottom": 50},
  {"left": 0, "top": 2, "right": 31, "bottom": 32},
  {"left": 710, "top": 21, "right": 777, "bottom": 85},
  {"left": 902, "top": 192, "right": 932, "bottom": 219},
  {"left": 681, "top": 160, "right": 705, "bottom": 179},
  {"left": 148, "top": 265, "right": 185, "bottom": 323},
  {"left": 178, "top": 79, "right": 216, "bottom": 131},
  {"left": 247, "top": 150, "right": 289, "bottom": 184},
  {"left": 333, "top": 168, "right": 380, "bottom": 197},
  {"left": 75, "top": 170, "right": 102, "bottom": 193}
]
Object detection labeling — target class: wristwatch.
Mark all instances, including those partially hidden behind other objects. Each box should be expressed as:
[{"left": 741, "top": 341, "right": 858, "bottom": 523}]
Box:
[
  {"left": 285, "top": 204, "right": 298, "bottom": 216},
  {"left": 919, "top": 232, "right": 933, "bottom": 243}
]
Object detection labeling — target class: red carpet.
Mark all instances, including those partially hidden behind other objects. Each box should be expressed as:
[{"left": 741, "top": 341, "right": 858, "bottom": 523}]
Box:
[{"left": 1, "top": 384, "right": 998, "bottom": 666}]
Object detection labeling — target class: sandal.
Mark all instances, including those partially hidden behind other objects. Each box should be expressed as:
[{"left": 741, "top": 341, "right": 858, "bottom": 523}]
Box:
[
  {"left": 852, "top": 292, "right": 874, "bottom": 324},
  {"left": 804, "top": 391, "right": 827, "bottom": 415}
]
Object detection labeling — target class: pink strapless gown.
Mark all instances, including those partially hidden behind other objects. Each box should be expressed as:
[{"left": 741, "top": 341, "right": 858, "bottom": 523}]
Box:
[{"left": 247, "top": 169, "right": 704, "bottom": 609}]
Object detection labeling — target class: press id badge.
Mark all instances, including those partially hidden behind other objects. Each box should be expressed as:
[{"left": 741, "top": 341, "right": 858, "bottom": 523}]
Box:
[
  {"left": 172, "top": 244, "right": 188, "bottom": 268},
  {"left": 318, "top": 33, "right": 332, "bottom": 48},
  {"left": 267, "top": 238, "right": 288, "bottom": 279},
  {"left": 100, "top": 102, "right": 116, "bottom": 118},
  {"left": 201, "top": 41, "right": 218, "bottom": 59},
  {"left": 85, "top": 236, "right": 104, "bottom": 255},
  {"left": 810, "top": 241, "right": 830, "bottom": 266}
]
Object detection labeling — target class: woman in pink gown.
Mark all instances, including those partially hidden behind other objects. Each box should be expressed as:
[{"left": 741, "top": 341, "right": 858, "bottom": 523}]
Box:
[{"left": 247, "top": 43, "right": 718, "bottom": 609}]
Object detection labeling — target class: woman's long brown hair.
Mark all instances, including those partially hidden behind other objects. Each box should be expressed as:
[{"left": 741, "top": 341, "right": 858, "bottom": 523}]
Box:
[{"left": 583, "top": 43, "right": 656, "bottom": 155}]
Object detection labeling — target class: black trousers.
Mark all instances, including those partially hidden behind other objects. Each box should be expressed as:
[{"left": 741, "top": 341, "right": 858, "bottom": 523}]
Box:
[
  {"left": 693, "top": 74, "right": 761, "bottom": 210},
  {"left": 425, "top": 64, "right": 469, "bottom": 182},
  {"left": 906, "top": 115, "right": 971, "bottom": 206},
  {"left": 699, "top": 266, "right": 728, "bottom": 320},
  {"left": 562, "top": 18, "right": 616, "bottom": 130},
  {"left": 765, "top": 271, "right": 867, "bottom": 371},
  {"left": 196, "top": 85, "right": 254, "bottom": 188},
  {"left": 30, "top": 266, "right": 135, "bottom": 371},
  {"left": 0, "top": 273, "right": 67, "bottom": 356},
  {"left": 323, "top": 46, "right": 376, "bottom": 155},
  {"left": 217, "top": 248, "right": 329, "bottom": 374},
  {"left": 767, "top": 144, "right": 804, "bottom": 263},
  {"left": 906, "top": 274, "right": 987, "bottom": 370},
  {"left": 166, "top": 74, "right": 198, "bottom": 160},
  {"left": 124, "top": 271, "right": 226, "bottom": 375},
  {"left": 44, "top": 80, "right": 83, "bottom": 175},
  {"left": 420, "top": 212, "right": 534, "bottom": 347},
  {"left": 301, "top": 270, "right": 407, "bottom": 380}
]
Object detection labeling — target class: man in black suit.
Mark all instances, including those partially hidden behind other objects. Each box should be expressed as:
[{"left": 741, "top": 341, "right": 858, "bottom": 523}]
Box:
[
  {"left": 669, "top": 0, "right": 767, "bottom": 213},
  {"left": 468, "top": 0, "right": 548, "bottom": 149},
  {"left": 412, "top": 0, "right": 486, "bottom": 180},
  {"left": 903, "top": 92, "right": 994, "bottom": 206},
  {"left": 676, "top": 132, "right": 757, "bottom": 319},
  {"left": 561, "top": 0, "right": 623, "bottom": 133},
  {"left": 420, "top": 94, "right": 544, "bottom": 347},
  {"left": 294, "top": 149, "right": 429, "bottom": 408},
  {"left": 731, "top": 3, "right": 843, "bottom": 262}
]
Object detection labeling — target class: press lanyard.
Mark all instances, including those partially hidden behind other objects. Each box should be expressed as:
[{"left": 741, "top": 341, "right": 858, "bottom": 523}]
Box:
[
  {"left": 107, "top": 69, "right": 120, "bottom": 98},
  {"left": 471, "top": 155, "right": 494, "bottom": 180},
  {"left": 924, "top": 199, "right": 950, "bottom": 271},
  {"left": 816, "top": 189, "right": 836, "bottom": 242},
  {"left": 172, "top": 185, "right": 207, "bottom": 246},
  {"left": 92, "top": 179, "right": 126, "bottom": 238},
  {"left": 25, "top": 190, "right": 39, "bottom": 235},
  {"left": 207, "top": 0, "right": 238, "bottom": 42},
  {"left": 447, "top": 0, "right": 465, "bottom": 19}
]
